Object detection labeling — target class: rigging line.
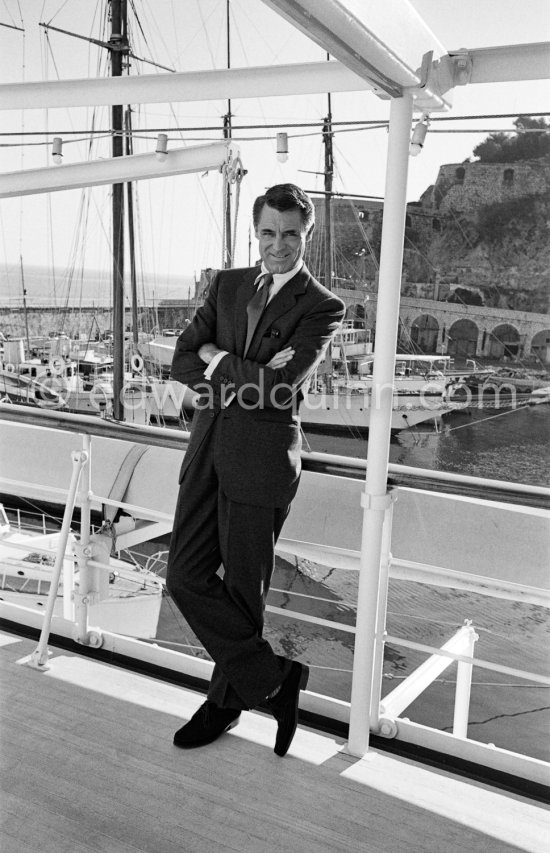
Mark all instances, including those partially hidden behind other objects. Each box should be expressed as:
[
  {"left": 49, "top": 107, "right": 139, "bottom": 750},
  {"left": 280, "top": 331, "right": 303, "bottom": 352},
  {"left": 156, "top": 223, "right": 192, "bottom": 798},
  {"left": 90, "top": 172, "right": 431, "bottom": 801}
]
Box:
[
  {"left": 3, "top": 118, "right": 550, "bottom": 139},
  {"left": 403, "top": 232, "right": 438, "bottom": 271},
  {"left": 228, "top": 0, "right": 275, "bottom": 134},
  {"left": 40, "top": 4, "right": 57, "bottom": 307},
  {"left": 429, "top": 111, "right": 550, "bottom": 122},
  {"left": 386, "top": 677, "right": 549, "bottom": 689},
  {"left": 194, "top": 0, "right": 218, "bottom": 69},
  {"left": 385, "top": 609, "right": 545, "bottom": 640},
  {"left": 0, "top": 134, "right": 113, "bottom": 148},
  {"left": 162, "top": 99, "right": 225, "bottom": 263},
  {"left": 346, "top": 197, "right": 380, "bottom": 272},
  {"left": 161, "top": 0, "right": 219, "bottom": 69},
  {"left": 0, "top": 121, "right": 391, "bottom": 137},
  {"left": 142, "top": 638, "right": 205, "bottom": 652},
  {"left": 17, "top": 7, "right": 25, "bottom": 291},
  {"left": 1, "top": 0, "right": 20, "bottom": 27},
  {"left": 298, "top": 666, "right": 353, "bottom": 674},
  {"left": 0, "top": 20, "right": 24, "bottom": 30},
  {"left": 128, "top": 0, "right": 148, "bottom": 47},
  {"left": 443, "top": 207, "right": 478, "bottom": 269},
  {"left": 443, "top": 403, "right": 533, "bottom": 433},
  {"left": 45, "top": 0, "right": 73, "bottom": 26},
  {"left": 444, "top": 705, "right": 550, "bottom": 731},
  {"left": 430, "top": 127, "right": 550, "bottom": 134},
  {"left": 170, "top": 0, "right": 180, "bottom": 64}
]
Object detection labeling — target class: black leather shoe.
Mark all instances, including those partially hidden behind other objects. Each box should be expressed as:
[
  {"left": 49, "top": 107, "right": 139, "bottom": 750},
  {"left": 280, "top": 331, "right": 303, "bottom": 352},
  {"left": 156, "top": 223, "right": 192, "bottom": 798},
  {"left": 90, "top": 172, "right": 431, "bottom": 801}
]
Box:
[
  {"left": 173, "top": 701, "right": 241, "bottom": 749},
  {"left": 268, "top": 661, "right": 309, "bottom": 757}
]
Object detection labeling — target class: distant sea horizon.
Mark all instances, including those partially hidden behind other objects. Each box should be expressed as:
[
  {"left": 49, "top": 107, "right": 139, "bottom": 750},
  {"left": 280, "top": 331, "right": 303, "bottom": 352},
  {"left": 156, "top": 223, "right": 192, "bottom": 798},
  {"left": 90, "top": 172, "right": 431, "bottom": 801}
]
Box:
[{"left": 1, "top": 263, "right": 197, "bottom": 308}]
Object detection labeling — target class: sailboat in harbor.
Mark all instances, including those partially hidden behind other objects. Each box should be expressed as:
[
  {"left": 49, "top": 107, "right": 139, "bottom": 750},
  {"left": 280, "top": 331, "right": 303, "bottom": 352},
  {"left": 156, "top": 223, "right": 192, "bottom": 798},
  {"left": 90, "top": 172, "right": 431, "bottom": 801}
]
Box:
[{"left": 0, "top": 1, "right": 244, "bottom": 425}]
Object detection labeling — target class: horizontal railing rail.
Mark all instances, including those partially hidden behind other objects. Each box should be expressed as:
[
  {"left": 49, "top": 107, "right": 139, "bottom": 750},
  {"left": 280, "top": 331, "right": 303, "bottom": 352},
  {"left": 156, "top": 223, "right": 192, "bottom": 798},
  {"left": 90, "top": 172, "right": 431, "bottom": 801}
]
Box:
[{"left": 1, "top": 403, "right": 549, "bottom": 509}]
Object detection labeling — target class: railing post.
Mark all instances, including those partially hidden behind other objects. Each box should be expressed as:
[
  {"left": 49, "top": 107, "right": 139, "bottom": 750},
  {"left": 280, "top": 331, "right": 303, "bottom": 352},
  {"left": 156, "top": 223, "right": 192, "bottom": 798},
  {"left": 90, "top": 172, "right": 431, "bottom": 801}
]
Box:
[
  {"left": 453, "top": 621, "right": 479, "bottom": 738},
  {"left": 72, "top": 433, "right": 103, "bottom": 648},
  {"left": 17, "top": 449, "right": 88, "bottom": 670},
  {"left": 347, "top": 92, "right": 414, "bottom": 757},
  {"left": 369, "top": 489, "right": 397, "bottom": 730}
]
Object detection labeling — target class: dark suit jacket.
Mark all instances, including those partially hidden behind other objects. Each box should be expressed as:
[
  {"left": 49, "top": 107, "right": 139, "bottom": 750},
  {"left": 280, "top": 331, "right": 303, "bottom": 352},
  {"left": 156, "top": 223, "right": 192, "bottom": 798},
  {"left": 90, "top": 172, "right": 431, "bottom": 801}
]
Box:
[{"left": 170, "top": 264, "right": 345, "bottom": 507}]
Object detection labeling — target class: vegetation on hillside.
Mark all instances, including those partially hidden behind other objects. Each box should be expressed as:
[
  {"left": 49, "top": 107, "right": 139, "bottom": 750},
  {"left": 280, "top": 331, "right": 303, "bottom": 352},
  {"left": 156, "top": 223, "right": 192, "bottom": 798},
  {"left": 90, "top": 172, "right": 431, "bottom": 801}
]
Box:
[{"left": 472, "top": 116, "right": 550, "bottom": 163}]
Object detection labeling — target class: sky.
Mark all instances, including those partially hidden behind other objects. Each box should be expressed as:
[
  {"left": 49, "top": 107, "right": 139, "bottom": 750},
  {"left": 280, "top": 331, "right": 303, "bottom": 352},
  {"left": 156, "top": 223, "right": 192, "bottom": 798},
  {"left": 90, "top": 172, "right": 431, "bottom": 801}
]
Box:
[{"left": 0, "top": 0, "right": 549, "bottom": 304}]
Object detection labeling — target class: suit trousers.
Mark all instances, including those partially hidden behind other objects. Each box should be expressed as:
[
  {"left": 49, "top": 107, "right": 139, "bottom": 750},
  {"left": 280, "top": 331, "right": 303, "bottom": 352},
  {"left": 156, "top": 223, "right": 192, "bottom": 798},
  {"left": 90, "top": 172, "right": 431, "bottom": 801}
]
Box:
[{"left": 166, "top": 411, "right": 293, "bottom": 711}]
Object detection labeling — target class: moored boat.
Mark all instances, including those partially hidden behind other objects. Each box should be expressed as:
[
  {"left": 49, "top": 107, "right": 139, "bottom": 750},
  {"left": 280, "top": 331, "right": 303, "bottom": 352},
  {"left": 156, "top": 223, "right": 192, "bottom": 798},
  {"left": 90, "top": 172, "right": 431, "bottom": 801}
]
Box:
[{"left": 0, "top": 503, "right": 163, "bottom": 639}]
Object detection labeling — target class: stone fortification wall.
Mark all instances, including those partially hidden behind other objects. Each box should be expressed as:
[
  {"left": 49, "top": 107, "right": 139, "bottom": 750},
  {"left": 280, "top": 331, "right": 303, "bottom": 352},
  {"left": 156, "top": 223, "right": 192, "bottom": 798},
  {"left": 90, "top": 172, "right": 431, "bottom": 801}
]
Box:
[{"left": 432, "top": 157, "right": 550, "bottom": 213}]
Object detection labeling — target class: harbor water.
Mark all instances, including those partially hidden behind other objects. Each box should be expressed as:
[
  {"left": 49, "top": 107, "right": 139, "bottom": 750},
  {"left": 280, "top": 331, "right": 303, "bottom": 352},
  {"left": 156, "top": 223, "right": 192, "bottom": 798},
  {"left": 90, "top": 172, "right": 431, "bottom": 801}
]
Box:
[{"left": 303, "top": 404, "right": 550, "bottom": 488}]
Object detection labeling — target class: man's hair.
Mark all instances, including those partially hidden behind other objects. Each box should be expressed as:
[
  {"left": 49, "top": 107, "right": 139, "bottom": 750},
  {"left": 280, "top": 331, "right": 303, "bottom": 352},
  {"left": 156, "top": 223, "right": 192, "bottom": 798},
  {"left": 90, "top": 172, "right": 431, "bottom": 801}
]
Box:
[{"left": 252, "top": 183, "right": 315, "bottom": 236}]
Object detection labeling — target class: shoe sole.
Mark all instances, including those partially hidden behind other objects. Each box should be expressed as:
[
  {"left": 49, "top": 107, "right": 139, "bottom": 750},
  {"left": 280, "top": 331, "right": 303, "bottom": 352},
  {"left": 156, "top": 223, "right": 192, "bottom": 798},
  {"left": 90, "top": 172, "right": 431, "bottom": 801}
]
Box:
[{"left": 173, "top": 717, "right": 240, "bottom": 749}]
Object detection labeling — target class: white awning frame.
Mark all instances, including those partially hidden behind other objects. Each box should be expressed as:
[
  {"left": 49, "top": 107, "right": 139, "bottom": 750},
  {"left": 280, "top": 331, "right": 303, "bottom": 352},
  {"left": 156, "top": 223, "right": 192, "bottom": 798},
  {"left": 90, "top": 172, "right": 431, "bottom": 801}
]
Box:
[
  {"left": 0, "top": 43, "right": 547, "bottom": 117},
  {"left": 0, "top": 61, "right": 370, "bottom": 112},
  {"left": 0, "top": 142, "right": 239, "bottom": 198}
]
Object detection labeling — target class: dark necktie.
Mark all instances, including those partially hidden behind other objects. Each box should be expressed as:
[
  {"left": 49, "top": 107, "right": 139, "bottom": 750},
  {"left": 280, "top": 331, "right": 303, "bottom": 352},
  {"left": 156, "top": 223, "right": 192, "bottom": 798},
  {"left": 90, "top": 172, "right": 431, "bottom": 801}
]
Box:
[{"left": 244, "top": 274, "right": 273, "bottom": 358}]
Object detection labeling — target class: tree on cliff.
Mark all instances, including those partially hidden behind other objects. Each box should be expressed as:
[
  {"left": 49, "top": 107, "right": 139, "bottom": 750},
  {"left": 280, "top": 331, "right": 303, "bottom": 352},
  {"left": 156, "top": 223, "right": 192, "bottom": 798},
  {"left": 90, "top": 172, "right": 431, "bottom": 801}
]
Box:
[{"left": 473, "top": 116, "right": 550, "bottom": 163}]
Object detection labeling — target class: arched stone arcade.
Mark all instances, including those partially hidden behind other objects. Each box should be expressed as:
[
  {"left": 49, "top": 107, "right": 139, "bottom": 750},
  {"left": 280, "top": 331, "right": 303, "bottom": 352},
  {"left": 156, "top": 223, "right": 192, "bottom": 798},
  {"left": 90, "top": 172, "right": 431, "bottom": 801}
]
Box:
[
  {"left": 531, "top": 329, "right": 550, "bottom": 364},
  {"left": 338, "top": 292, "right": 550, "bottom": 362},
  {"left": 409, "top": 314, "right": 439, "bottom": 353},
  {"left": 487, "top": 324, "right": 521, "bottom": 359},
  {"left": 447, "top": 319, "right": 479, "bottom": 358}
]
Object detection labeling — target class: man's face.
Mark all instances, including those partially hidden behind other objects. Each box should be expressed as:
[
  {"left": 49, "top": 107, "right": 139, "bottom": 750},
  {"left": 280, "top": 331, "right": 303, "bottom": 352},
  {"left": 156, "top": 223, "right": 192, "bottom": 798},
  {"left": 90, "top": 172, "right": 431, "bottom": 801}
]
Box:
[{"left": 254, "top": 204, "right": 310, "bottom": 275}]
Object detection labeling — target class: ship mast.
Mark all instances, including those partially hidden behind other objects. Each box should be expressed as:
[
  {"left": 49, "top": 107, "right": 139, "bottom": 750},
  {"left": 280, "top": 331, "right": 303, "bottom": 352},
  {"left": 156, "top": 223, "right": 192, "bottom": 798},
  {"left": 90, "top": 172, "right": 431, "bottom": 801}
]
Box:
[
  {"left": 125, "top": 107, "right": 139, "bottom": 350},
  {"left": 223, "top": 0, "right": 233, "bottom": 268},
  {"left": 323, "top": 91, "right": 334, "bottom": 292},
  {"left": 110, "top": 0, "right": 129, "bottom": 421},
  {"left": 40, "top": 3, "right": 173, "bottom": 421}
]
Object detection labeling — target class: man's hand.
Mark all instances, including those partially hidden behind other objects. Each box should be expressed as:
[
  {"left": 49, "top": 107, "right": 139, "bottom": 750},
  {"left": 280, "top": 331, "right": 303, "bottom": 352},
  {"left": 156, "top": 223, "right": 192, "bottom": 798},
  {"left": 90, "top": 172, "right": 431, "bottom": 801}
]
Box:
[
  {"left": 267, "top": 346, "right": 295, "bottom": 370},
  {"left": 198, "top": 342, "right": 222, "bottom": 364}
]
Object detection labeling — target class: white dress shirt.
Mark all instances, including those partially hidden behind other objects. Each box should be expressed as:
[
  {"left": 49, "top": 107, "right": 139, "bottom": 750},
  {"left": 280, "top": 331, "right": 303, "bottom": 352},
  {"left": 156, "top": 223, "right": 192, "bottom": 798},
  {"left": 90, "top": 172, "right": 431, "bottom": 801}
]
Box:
[{"left": 204, "top": 260, "right": 304, "bottom": 378}]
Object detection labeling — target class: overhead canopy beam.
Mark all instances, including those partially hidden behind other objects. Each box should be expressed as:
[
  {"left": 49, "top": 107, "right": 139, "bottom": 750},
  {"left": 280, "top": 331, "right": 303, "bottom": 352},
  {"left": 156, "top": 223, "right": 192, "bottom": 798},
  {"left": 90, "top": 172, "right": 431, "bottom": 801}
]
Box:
[
  {"left": 450, "top": 41, "right": 550, "bottom": 85},
  {"left": 0, "top": 61, "right": 370, "bottom": 112},
  {"left": 0, "top": 141, "right": 238, "bottom": 198},
  {"left": 0, "top": 42, "right": 547, "bottom": 116},
  {"left": 259, "top": 0, "right": 450, "bottom": 109}
]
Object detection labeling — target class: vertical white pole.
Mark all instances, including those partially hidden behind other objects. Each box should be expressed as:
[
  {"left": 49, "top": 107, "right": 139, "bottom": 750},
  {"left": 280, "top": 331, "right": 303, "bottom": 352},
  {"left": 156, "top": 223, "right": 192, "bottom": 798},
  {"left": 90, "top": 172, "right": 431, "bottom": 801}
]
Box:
[
  {"left": 453, "top": 624, "right": 478, "bottom": 738},
  {"left": 369, "top": 492, "right": 396, "bottom": 729},
  {"left": 20, "top": 450, "right": 87, "bottom": 669},
  {"left": 75, "top": 433, "right": 93, "bottom": 642},
  {"left": 348, "top": 94, "right": 414, "bottom": 757}
]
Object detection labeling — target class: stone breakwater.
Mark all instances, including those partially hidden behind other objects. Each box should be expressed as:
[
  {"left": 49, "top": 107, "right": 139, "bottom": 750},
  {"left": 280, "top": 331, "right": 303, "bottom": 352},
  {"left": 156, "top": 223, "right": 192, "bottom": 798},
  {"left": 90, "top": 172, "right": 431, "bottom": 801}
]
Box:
[{"left": 0, "top": 305, "right": 195, "bottom": 340}]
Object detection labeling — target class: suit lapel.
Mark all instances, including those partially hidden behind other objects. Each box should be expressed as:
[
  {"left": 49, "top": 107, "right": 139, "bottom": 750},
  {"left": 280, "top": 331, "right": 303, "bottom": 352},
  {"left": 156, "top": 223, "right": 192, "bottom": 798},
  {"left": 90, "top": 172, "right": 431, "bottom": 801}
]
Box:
[{"left": 247, "top": 266, "right": 310, "bottom": 360}]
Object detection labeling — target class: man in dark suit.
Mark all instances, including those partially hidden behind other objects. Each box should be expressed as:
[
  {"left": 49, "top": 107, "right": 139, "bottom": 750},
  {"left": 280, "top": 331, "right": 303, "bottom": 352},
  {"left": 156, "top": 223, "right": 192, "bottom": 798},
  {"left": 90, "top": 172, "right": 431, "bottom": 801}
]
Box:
[{"left": 166, "top": 183, "right": 345, "bottom": 756}]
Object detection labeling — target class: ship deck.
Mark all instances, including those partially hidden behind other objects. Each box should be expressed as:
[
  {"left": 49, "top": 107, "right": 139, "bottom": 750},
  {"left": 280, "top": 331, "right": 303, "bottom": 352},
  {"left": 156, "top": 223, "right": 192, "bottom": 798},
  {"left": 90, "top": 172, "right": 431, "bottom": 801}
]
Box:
[{"left": 1, "top": 629, "right": 547, "bottom": 853}]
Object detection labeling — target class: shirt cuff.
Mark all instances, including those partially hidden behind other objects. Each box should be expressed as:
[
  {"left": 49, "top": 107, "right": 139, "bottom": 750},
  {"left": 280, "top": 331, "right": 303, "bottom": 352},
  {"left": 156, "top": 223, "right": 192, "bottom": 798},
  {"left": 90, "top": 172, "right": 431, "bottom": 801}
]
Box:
[{"left": 204, "top": 350, "right": 228, "bottom": 379}]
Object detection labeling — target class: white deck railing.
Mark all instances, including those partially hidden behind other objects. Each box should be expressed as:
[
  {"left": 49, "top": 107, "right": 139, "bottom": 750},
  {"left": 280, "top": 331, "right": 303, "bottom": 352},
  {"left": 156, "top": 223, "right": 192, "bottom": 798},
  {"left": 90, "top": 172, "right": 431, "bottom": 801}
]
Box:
[{"left": 0, "top": 403, "right": 548, "bottom": 790}]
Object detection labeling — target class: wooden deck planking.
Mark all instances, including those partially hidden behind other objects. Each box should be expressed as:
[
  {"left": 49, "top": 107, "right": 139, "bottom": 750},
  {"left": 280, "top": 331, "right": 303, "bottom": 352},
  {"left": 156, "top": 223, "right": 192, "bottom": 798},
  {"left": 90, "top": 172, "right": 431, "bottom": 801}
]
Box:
[{"left": 1, "top": 632, "right": 547, "bottom": 853}]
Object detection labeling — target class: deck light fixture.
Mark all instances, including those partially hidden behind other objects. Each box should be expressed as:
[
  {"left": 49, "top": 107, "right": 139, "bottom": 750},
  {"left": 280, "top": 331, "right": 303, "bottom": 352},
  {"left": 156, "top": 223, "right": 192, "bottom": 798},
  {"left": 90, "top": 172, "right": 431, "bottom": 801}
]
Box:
[
  {"left": 276, "top": 131, "right": 289, "bottom": 162},
  {"left": 155, "top": 133, "right": 168, "bottom": 162},
  {"left": 52, "top": 137, "right": 63, "bottom": 164},
  {"left": 410, "top": 116, "right": 429, "bottom": 156}
]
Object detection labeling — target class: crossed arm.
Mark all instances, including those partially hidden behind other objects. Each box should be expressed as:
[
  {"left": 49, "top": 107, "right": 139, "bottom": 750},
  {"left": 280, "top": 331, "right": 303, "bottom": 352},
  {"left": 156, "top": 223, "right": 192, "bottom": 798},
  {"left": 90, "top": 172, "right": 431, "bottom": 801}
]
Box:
[
  {"left": 171, "top": 274, "right": 344, "bottom": 408},
  {"left": 198, "top": 341, "right": 295, "bottom": 371}
]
